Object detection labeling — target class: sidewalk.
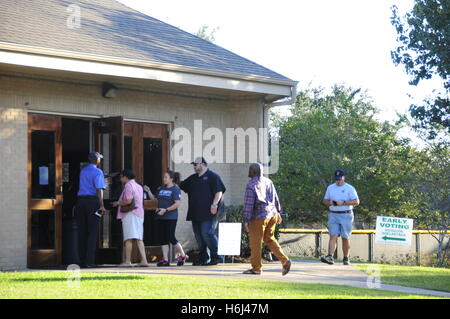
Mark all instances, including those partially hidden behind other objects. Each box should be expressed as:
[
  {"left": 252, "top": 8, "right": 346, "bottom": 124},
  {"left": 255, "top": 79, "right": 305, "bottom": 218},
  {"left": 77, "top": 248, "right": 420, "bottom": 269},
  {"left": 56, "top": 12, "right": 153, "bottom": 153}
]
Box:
[{"left": 76, "top": 259, "right": 450, "bottom": 298}]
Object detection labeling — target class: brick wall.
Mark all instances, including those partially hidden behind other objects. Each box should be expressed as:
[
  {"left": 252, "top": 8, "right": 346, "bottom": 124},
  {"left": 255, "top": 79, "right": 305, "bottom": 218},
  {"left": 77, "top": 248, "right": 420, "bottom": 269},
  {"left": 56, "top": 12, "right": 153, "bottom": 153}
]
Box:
[
  {"left": 0, "top": 73, "right": 265, "bottom": 269},
  {"left": 0, "top": 105, "right": 28, "bottom": 270}
]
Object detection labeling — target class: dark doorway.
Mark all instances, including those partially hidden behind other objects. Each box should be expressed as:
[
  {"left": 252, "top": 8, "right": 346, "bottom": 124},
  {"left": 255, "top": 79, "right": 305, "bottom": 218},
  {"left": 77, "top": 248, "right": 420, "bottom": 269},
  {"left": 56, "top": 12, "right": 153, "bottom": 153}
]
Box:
[
  {"left": 61, "top": 118, "right": 90, "bottom": 219},
  {"left": 61, "top": 118, "right": 91, "bottom": 265},
  {"left": 143, "top": 137, "right": 163, "bottom": 246},
  {"left": 29, "top": 115, "right": 168, "bottom": 267}
]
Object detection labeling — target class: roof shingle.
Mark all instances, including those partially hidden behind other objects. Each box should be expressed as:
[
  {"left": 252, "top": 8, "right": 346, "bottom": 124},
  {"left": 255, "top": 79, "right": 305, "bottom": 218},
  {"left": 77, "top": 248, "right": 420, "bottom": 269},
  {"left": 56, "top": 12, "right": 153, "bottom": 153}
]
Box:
[{"left": 0, "top": 0, "right": 292, "bottom": 81}]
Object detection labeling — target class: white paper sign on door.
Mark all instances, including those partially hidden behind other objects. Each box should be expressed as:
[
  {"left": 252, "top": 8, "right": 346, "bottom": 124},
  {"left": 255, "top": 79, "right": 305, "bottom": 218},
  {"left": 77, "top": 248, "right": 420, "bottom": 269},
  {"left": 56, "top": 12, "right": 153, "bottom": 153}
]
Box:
[{"left": 39, "top": 166, "right": 49, "bottom": 185}]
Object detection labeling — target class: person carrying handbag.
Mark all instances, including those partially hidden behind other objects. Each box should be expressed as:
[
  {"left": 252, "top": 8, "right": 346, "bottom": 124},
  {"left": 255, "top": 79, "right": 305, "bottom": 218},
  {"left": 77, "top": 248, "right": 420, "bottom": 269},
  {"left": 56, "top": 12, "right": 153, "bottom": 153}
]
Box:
[{"left": 113, "top": 169, "right": 148, "bottom": 267}]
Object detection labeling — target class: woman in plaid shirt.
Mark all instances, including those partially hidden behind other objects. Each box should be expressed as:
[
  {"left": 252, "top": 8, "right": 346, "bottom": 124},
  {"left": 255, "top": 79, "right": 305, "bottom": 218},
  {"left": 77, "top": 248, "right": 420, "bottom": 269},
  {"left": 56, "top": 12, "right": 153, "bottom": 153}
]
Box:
[{"left": 242, "top": 163, "right": 291, "bottom": 276}]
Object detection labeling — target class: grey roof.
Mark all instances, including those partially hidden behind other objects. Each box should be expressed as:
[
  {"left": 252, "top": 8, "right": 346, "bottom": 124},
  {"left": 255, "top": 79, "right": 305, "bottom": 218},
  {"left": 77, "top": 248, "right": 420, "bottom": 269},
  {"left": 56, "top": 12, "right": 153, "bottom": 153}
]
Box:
[{"left": 0, "top": 0, "right": 292, "bottom": 82}]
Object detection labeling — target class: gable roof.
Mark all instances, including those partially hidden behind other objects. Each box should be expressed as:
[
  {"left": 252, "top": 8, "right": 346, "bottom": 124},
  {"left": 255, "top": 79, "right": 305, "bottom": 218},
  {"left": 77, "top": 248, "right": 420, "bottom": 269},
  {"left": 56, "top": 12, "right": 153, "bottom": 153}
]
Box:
[{"left": 0, "top": 0, "right": 293, "bottom": 84}]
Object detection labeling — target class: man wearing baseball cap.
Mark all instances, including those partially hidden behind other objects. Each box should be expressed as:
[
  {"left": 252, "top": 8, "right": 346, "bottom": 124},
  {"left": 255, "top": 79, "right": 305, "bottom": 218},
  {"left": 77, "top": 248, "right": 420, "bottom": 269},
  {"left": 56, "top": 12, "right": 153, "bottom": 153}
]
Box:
[
  {"left": 180, "top": 156, "right": 226, "bottom": 266},
  {"left": 75, "top": 151, "right": 106, "bottom": 268},
  {"left": 320, "top": 169, "right": 359, "bottom": 265}
]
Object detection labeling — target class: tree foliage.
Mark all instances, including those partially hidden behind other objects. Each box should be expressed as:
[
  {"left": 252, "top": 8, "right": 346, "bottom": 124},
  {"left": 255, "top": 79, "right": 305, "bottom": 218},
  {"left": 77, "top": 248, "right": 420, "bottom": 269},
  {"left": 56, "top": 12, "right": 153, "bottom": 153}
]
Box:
[
  {"left": 195, "top": 25, "right": 219, "bottom": 43},
  {"left": 271, "top": 85, "right": 450, "bottom": 266},
  {"left": 271, "top": 86, "right": 420, "bottom": 227},
  {"left": 391, "top": 1, "right": 450, "bottom": 139},
  {"left": 410, "top": 143, "right": 450, "bottom": 267}
]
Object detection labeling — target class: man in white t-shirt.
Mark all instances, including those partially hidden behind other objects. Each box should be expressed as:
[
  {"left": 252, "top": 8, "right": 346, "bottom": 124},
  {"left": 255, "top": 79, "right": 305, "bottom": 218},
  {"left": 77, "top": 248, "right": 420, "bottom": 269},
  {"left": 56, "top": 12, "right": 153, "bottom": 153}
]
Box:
[{"left": 320, "top": 169, "right": 360, "bottom": 265}]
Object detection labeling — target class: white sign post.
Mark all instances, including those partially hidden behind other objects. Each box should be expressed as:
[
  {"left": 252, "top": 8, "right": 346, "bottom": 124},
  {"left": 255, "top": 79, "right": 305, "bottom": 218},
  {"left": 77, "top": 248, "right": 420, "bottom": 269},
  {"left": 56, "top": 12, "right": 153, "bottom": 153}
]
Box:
[
  {"left": 218, "top": 223, "right": 242, "bottom": 261},
  {"left": 375, "top": 216, "right": 414, "bottom": 246}
]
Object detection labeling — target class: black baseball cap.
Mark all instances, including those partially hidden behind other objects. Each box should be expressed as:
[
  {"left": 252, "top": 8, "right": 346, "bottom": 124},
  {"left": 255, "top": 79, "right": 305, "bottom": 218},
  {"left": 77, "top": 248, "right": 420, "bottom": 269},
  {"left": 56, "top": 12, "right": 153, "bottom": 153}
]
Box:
[
  {"left": 191, "top": 157, "right": 207, "bottom": 165},
  {"left": 88, "top": 152, "right": 103, "bottom": 161},
  {"left": 334, "top": 169, "right": 345, "bottom": 180}
]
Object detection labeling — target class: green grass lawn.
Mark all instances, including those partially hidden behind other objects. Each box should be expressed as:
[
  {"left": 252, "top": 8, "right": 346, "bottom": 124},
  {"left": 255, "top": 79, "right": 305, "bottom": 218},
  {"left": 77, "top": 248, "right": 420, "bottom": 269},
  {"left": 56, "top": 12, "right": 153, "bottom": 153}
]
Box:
[
  {"left": 355, "top": 263, "right": 450, "bottom": 293},
  {"left": 0, "top": 271, "right": 443, "bottom": 299}
]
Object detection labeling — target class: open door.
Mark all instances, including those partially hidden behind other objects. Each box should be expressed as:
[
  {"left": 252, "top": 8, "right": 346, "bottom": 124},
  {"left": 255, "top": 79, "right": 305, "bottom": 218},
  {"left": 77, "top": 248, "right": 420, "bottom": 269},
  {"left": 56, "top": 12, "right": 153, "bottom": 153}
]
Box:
[
  {"left": 28, "top": 114, "right": 63, "bottom": 268},
  {"left": 124, "top": 121, "right": 169, "bottom": 261},
  {"left": 93, "top": 116, "right": 124, "bottom": 264},
  {"left": 124, "top": 121, "right": 168, "bottom": 210}
]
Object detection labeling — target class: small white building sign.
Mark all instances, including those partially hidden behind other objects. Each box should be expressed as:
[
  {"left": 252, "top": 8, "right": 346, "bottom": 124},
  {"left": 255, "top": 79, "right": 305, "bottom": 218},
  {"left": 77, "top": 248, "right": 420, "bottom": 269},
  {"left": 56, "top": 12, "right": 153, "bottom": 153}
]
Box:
[
  {"left": 375, "top": 216, "right": 414, "bottom": 246},
  {"left": 218, "top": 223, "right": 242, "bottom": 256}
]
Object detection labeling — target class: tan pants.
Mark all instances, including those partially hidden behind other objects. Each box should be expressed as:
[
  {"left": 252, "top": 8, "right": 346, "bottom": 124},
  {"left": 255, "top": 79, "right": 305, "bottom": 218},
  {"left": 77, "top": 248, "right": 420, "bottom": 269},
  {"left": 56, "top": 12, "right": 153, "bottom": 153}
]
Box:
[{"left": 249, "top": 216, "right": 289, "bottom": 272}]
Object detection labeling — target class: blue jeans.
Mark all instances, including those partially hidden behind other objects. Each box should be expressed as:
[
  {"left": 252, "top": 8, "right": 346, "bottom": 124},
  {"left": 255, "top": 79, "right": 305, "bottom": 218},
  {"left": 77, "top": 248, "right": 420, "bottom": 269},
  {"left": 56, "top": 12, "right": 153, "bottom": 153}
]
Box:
[{"left": 192, "top": 219, "right": 220, "bottom": 263}]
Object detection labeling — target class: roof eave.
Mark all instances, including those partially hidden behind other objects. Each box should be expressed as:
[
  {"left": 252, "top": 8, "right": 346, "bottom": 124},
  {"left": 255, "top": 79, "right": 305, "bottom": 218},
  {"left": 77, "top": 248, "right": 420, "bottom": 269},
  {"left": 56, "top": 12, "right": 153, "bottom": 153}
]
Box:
[{"left": 0, "top": 41, "right": 298, "bottom": 90}]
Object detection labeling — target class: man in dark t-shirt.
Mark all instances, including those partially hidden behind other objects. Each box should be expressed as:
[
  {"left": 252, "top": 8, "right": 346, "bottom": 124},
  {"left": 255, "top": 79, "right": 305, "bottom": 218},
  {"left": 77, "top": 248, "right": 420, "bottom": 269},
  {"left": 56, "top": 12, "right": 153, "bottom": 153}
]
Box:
[{"left": 179, "top": 157, "right": 226, "bottom": 265}]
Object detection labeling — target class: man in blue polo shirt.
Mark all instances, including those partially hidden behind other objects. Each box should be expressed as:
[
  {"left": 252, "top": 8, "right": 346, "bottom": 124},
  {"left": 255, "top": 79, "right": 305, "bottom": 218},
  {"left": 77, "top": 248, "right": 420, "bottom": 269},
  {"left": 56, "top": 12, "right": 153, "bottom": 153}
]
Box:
[
  {"left": 320, "top": 169, "right": 359, "bottom": 266},
  {"left": 75, "top": 152, "right": 106, "bottom": 268},
  {"left": 180, "top": 157, "right": 226, "bottom": 266}
]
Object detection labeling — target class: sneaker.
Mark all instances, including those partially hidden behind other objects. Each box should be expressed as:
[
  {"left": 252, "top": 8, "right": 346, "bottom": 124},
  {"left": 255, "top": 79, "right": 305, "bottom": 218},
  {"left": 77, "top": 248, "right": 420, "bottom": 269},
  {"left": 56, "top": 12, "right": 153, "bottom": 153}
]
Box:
[
  {"left": 157, "top": 259, "right": 170, "bottom": 267},
  {"left": 81, "top": 264, "right": 99, "bottom": 269},
  {"left": 177, "top": 255, "right": 188, "bottom": 266},
  {"left": 192, "top": 260, "right": 205, "bottom": 266},
  {"left": 202, "top": 259, "right": 221, "bottom": 266},
  {"left": 320, "top": 255, "right": 334, "bottom": 265},
  {"left": 343, "top": 257, "right": 350, "bottom": 265}
]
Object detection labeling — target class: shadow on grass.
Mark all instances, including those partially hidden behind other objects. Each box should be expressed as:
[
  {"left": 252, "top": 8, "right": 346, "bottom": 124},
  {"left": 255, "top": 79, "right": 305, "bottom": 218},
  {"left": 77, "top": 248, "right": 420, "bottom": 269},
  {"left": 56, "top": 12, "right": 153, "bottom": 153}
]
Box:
[{"left": 10, "top": 275, "right": 143, "bottom": 283}]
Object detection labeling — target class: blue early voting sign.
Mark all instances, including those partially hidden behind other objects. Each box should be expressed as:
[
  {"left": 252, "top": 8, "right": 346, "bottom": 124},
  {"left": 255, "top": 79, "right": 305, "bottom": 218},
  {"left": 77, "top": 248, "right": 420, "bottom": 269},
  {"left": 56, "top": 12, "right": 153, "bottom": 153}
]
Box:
[{"left": 375, "top": 216, "right": 414, "bottom": 246}]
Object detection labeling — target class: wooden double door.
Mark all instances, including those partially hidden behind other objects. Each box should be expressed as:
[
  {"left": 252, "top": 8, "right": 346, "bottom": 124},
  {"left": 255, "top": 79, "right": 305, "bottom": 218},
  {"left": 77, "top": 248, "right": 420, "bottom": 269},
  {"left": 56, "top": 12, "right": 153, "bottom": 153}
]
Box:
[{"left": 28, "top": 113, "right": 169, "bottom": 268}]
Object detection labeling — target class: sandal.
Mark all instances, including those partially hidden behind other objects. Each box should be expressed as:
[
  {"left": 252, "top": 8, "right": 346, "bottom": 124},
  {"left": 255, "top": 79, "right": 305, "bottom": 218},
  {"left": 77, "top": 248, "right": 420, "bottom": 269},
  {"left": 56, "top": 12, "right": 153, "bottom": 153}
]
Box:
[
  {"left": 243, "top": 269, "right": 261, "bottom": 275},
  {"left": 137, "top": 263, "right": 150, "bottom": 267},
  {"left": 157, "top": 259, "right": 170, "bottom": 267}
]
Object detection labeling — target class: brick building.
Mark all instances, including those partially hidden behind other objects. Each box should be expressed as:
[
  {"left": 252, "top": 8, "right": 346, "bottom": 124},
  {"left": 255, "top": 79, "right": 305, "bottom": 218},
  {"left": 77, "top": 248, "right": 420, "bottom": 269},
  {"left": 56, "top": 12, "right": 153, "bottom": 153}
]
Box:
[{"left": 0, "top": 0, "right": 296, "bottom": 270}]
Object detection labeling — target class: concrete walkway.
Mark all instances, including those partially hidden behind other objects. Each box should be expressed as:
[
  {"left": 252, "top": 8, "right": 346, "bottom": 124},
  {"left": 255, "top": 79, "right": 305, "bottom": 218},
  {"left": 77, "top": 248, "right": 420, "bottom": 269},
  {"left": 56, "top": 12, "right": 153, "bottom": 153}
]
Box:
[{"left": 75, "top": 259, "right": 450, "bottom": 298}]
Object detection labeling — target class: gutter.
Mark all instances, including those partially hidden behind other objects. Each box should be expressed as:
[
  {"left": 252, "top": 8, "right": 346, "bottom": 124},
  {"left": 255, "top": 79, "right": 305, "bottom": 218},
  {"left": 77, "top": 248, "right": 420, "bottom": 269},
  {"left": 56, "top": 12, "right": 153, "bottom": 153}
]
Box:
[
  {"left": 0, "top": 41, "right": 298, "bottom": 88},
  {"left": 261, "top": 84, "right": 297, "bottom": 175},
  {"left": 269, "top": 84, "right": 297, "bottom": 107},
  {"left": 262, "top": 84, "right": 297, "bottom": 127}
]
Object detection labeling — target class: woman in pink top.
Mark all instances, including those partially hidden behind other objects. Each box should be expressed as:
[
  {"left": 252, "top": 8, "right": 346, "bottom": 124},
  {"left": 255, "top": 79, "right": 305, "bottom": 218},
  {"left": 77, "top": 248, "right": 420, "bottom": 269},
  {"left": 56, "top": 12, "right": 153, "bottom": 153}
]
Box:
[{"left": 112, "top": 169, "right": 148, "bottom": 267}]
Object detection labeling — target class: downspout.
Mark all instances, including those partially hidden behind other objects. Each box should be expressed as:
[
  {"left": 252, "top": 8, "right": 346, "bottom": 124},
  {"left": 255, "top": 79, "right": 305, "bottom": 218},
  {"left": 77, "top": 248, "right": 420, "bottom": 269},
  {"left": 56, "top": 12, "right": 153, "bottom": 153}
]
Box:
[
  {"left": 261, "top": 84, "right": 297, "bottom": 174},
  {"left": 262, "top": 84, "right": 297, "bottom": 127}
]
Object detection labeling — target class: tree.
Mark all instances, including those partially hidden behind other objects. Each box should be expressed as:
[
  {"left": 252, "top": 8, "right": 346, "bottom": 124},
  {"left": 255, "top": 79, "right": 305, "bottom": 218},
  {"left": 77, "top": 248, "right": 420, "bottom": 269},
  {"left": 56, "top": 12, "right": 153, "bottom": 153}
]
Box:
[
  {"left": 195, "top": 25, "right": 219, "bottom": 43},
  {"left": 410, "top": 143, "right": 450, "bottom": 267},
  {"left": 271, "top": 86, "right": 419, "bottom": 227},
  {"left": 391, "top": 1, "right": 450, "bottom": 139}
]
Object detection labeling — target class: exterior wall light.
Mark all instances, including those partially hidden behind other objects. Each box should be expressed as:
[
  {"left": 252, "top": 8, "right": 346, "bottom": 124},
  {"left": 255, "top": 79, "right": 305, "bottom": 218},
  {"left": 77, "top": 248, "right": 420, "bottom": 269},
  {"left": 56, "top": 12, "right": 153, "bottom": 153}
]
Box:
[{"left": 102, "top": 82, "right": 118, "bottom": 98}]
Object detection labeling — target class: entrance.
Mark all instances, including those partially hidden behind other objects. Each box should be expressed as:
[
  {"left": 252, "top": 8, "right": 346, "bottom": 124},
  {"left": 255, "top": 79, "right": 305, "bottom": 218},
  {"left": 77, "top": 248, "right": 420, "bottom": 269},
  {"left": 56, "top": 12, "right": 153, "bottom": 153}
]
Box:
[{"left": 27, "top": 113, "right": 169, "bottom": 268}]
